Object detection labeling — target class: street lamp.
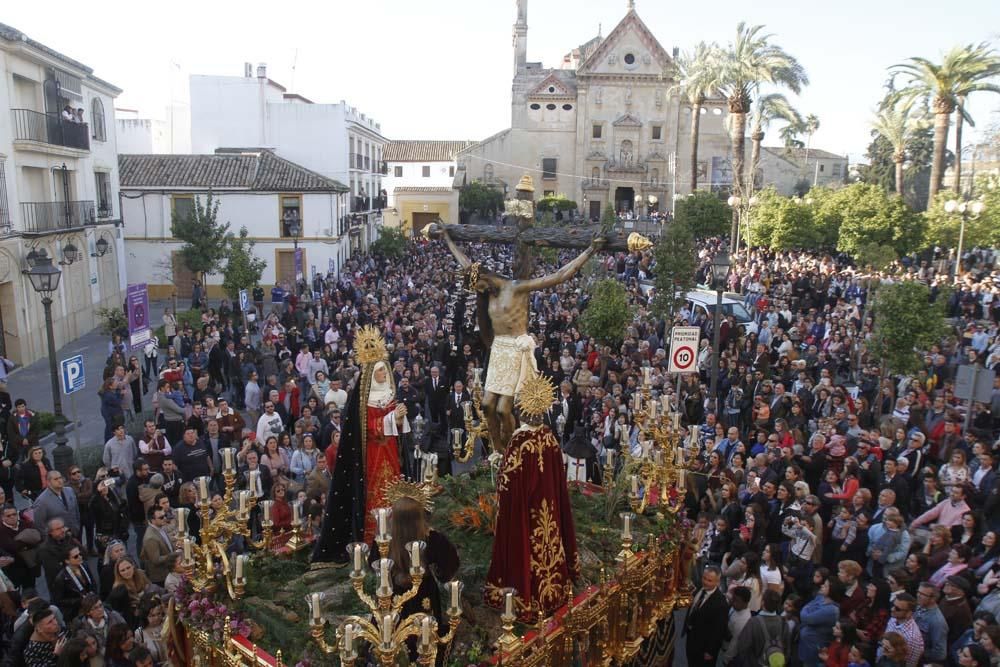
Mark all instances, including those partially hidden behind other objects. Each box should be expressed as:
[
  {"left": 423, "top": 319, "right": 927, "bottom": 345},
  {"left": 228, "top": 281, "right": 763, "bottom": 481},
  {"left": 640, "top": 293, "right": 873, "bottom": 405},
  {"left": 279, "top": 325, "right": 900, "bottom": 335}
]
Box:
[
  {"left": 91, "top": 234, "right": 111, "bottom": 258},
  {"left": 23, "top": 250, "right": 68, "bottom": 451},
  {"left": 60, "top": 242, "right": 80, "bottom": 266},
  {"left": 943, "top": 199, "right": 986, "bottom": 279},
  {"left": 708, "top": 251, "right": 731, "bottom": 413}
]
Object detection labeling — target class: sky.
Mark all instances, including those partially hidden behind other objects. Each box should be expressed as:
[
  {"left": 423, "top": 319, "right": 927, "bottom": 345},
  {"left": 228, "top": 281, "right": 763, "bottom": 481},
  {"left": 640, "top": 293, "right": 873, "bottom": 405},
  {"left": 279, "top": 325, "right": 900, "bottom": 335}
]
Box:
[{"left": 5, "top": 0, "right": 1000, "bottom": 163}]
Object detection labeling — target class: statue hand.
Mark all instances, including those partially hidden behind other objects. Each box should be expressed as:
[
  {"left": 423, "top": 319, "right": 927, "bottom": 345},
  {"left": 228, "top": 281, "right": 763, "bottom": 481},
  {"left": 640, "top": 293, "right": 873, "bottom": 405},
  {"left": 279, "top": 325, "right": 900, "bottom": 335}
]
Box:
[
  {"left": 395, "top": 404, "right": 407, "bottom": 419},
  {"left": 591, "top": 234, "right": 607, "bottom": 251},
  {"left": 422, "top": 222, "right": 444, "bottom": 240}
]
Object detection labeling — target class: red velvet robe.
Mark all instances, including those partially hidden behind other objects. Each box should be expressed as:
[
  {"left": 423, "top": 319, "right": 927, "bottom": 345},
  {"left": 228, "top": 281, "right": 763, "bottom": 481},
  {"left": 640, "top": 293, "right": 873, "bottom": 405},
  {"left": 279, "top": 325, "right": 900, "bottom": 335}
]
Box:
[
  {"left": 485, "top": 424, "right": 579, "bottom": 618},
  {"left": 364, "top": 401, "right": 401, "bottom": 542}
]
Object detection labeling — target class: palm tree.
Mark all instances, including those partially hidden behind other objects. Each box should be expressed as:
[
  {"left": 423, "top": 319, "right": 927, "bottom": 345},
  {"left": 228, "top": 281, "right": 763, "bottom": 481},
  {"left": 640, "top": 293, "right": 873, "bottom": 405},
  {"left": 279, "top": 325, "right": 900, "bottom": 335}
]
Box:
[
  {"left": 778, "top": 122, "right": 804, "bottom": 148},
  {"left": 667, "top": 42, "right": 716, "bottom": 192},
  {"left": 891, "top": 42, "right": 1000, "bottom": 207},
  {"left": 802, "top": 113, "right": 820, "bottom": 182},
  {"left": 953, "top": 94, "right": 966, "bottom": 194},
  {"left": 871, "top": 98, "right": 928, "bottom": 196},
  {"left": 748, "top": 93, "right": 803, "bottom": 192},
  {"left": 707, "top": 23, "right": 808, "bottom": 248}
]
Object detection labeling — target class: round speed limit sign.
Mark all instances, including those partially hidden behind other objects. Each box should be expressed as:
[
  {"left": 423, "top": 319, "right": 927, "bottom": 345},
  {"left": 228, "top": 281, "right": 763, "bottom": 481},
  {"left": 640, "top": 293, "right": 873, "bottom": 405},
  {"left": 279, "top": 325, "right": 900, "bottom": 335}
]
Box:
[{"left": 672, "top": 345, "right": 695, "bottom": 371}]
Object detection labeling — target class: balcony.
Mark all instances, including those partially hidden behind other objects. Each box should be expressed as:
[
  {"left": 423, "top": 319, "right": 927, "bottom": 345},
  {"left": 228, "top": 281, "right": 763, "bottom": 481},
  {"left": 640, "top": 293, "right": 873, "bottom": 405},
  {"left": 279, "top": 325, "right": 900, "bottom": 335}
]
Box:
[
  {"left": 350, "top": 196, "right": 386, "bottom": 213},
  {"left": 349, "top": 153, "right": 365, "bottom": 170},
  {"left": 11, "top": 109, "right": 90, "bottom": 151},
  {"left": 20, "top": 200, "right": 97, "bottom": 234}
]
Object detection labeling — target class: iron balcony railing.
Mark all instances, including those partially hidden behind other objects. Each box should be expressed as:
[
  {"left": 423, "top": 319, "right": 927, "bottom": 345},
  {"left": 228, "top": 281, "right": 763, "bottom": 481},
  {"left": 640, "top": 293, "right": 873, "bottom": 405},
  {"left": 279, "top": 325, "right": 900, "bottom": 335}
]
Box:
[
  {"left": 20, "top": 200, "right": 97, "bottom": 233},
  {"left": 11, "top": 109, "right": 90, "bottom": 151}
]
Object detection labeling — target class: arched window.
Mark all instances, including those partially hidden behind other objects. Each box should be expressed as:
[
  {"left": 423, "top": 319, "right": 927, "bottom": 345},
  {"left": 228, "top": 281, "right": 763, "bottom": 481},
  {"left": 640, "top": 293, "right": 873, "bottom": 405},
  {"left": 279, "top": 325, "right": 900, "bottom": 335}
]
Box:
[
  {"left": 484, "top": 163, "right": 494, "bottom": 182},
  {"left": 91, "top": 98, "right": 106, "bottom": 142}
]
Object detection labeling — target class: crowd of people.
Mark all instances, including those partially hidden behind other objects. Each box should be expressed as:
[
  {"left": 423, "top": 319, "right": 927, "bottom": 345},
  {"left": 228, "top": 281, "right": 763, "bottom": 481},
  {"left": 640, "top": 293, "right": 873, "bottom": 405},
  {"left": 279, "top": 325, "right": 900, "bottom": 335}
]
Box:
[{"left": 0, "top": 228, "right": 998, "bottom": 666}]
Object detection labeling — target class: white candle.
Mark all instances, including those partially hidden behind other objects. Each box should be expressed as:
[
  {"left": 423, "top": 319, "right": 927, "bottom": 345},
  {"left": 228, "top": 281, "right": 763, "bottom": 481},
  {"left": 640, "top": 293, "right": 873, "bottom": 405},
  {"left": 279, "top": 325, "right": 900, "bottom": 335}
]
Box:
[
  {"left": 238, "top": 491, "right": 248, "bottom": 515},
  {"left": 605, "top": 449, "right": 615, "bottom": 468},
  {"left": 261, "top": 500, "right": 273, "bottom": 525},
  {"left": 353, "top": 544, "right": 363, "bottom": 572},
  {"left": 642, "top": 366, "right": 651, "bottom": 385},
  {"left": 176, "top": 507, "right": 188, "bottom": 535},
  {"left": 633, "top": 393, "right": 642, "bottom": 412},
  {"left": 311, "top": 592, "right": 321, "bottom": 620},
  {"left": 630, "top": 474, "right": 639, "bottom": 496},
  {"left": 293, "top": 501, "right": 302, "bottom": 527},
  {"left": 379, "top": 559, "right": 390, "bottom": 590},
  {"left": 664, "top": 395, "right": 672, "bottom": 415},
  {"left": 377, "top": 508, "right": 388, "bottom": 536},
  {"left": 248, "top": 470, "right": 261, "bottom": 496},
  {"left": 198, "top": 476, "right": 209, "bottom": 501},
  {"left": 382, "top": 615, "right": 393, "bottom": 645},
  {"left": 623, "top": 514, "right": 632, "bottom": 540},
  {"left": 654, "top": 450, "right": 663, "bottom": 466},
  {"left": 420, "top": 615, "right": 431, "bottom": 645},
  {"left": 183, "top": 537, "right": 192, "bottom": 563},
  {"left": 504, "top": 591, "right": 514, "bottom": 618},
  {"left": 678, "top": 469, "right": 686, "bottom": 493},
  {"left": 410, "top": 542, "right": 421, "bottom": 570},
  {"left": 449, "top": 581, "right": 460, "bottom": 609},
  {"left": 343, "top": 623, "right": 354, "bottom": 652},
  {"left": 222, "top": 448, "right": 235, "bottom": 473},
  {"left": 236, "top": 554, "right": 245, "bottom": 580}
]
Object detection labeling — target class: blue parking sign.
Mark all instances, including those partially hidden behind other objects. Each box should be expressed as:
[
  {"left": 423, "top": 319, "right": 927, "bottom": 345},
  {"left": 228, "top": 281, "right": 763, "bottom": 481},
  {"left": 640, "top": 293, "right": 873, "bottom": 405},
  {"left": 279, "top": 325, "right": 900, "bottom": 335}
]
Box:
[{"left": 61, "top": 355, "right": 86, "bottom": 395}]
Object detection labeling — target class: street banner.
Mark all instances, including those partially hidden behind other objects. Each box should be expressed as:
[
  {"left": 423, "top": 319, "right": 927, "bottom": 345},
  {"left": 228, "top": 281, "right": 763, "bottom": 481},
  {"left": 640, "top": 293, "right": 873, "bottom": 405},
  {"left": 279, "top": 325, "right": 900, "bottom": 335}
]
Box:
[
  {"left": 667, "top": 326, "right": 700, "bottom": 374},
  {"left": 127, "top": 283, "right": 151, "bottom": 346}
]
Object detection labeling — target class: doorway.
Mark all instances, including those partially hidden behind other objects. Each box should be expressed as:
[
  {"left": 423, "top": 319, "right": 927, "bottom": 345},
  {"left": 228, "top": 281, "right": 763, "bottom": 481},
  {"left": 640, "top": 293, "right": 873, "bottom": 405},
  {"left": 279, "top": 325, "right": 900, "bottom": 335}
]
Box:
[
  {"left": 411, "top": 212, "right": 438, "bottom": 237},
  {"left": 589, "top": 200, "right": 602, "bottom": 221},
  {"left": 615, "top": 187, "right": 635, "bottom": 213}
]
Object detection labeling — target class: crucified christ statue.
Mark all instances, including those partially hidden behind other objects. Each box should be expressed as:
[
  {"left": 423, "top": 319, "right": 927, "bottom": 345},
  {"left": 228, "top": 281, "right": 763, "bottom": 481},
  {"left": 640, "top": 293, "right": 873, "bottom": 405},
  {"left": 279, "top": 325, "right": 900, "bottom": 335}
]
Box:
[{"left": 426, "top": 224, "right": 603, "bottom": 451}]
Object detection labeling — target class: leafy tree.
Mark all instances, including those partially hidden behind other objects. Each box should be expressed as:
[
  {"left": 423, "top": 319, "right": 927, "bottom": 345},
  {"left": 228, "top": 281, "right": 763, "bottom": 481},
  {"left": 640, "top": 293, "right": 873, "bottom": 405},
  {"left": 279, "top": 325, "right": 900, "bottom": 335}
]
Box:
[
  {"left": 871, "top": 97, "right": 930, "bottom": 196},
  {"left": 651, "top": 221, "right": 697, "bottom": 318},
  {"left": 923, "top": 190, "right": 997, "bottom": 250},
  {"left": 868, "top": 281, "right": 948, "bottom": 376},
  {"left": 459, "top": 180, "right": 504, "bottom": 217},
  {"left": 854, "top": 243, "right": 899, "bottom": 271},
  {"left": 536, "top": 194, "right": 577, "bottom": 213},
  {"left": 746, "top": 190, "right": 821, "bottom": 250},
  {"left": 580, "top": 279, "right": 635, "bottom": 347},
  {"left": 833, "top": 183, "right": 924, "bottom": 258},
  {"left": 674, "top": 191, "right": 731, "bottom": 238},
  {"left": 221, "top": 226, "right": 267, "bottom": 302},
  {"left": 370, "top": 226, "right": 408, "bottom": 259},
  {"left": 891, "top": 42, "right": 1000, "bottom": 206},
  {"left": 170, "top": 192, "right": 231, "bottom": 281}
]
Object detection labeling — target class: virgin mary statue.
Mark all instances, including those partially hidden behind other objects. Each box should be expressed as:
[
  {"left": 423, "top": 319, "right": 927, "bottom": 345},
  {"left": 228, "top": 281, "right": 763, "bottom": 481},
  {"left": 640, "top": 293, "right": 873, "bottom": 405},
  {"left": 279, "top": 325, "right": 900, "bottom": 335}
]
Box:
[{"left": 312, "top": 326, "right": 410, "bottom": 564}]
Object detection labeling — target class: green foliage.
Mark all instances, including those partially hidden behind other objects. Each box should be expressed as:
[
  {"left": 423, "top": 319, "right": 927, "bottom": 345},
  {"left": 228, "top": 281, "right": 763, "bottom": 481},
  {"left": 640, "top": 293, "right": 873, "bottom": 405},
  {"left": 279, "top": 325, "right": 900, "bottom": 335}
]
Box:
[
  {"left": 152, "top": 309, "right": 203, "bottom": 343},
  {"left": 652, "top": 221, "right": 697, "bottom": 318},
  {"left": 924, "top": 190, "right": 998, "bottom": 250},
  {"left": 170, "top": 192, "right": 232, "bottom": 280},
  {"left": 854, "top": 243, "right": 899, "bottom": 271},
  {"left": 534, "top": 212, "right": 560, "bottom": 263},
  {"left": 860, "top": 126, "right": 936, "bottom": 211},
  {"left": 95, "top": 307, "right": 128, "bottom": 337},
  {"left": 869, "top": 281, "right": 948, "bottom": 376},
  {"left": 221, "top": 226, "right": 266, "bottom": 303},
  {"left": 600, "top": 201, "right": 617, "bottom": 234},
  {"left": 832, "top": 183, "right": 924, "bottom": 259},
  {"left": 370, "top": 226, "right": 408, "bottom": 259},
  {"left": 675, "top": 191, "right": 731, "bottom": 238},
  {"left": 459, "top": 180, "right": 504, "bottom": 216},
  {"left": 580, "top": 280, "right": 635, "bottom": 347},
  {"left": 746, "top": 188, "right": 819, "bottom": 250},
  {"left": 536, "top": 194, "right": 577, "bottom": 213}
]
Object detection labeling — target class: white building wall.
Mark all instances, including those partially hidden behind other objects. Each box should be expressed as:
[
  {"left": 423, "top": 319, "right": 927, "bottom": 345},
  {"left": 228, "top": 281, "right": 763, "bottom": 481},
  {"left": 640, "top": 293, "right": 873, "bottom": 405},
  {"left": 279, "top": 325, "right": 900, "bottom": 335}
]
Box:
[{"left": 190, "top": 74, "right": 284, "bottom": 153}]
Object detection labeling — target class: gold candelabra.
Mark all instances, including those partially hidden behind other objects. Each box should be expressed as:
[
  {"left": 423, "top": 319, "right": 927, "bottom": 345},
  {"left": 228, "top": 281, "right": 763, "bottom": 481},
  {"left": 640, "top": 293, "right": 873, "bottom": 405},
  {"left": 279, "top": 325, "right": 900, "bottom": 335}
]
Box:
[
  {"left": 307, "top": 509, "right": 463, "bottom": 666},
  {"left": 177, "top": 448, "right": 277, "bottom": 600},
  {"left": 457, "top": 367, "right": 489, "bottom": 461}
]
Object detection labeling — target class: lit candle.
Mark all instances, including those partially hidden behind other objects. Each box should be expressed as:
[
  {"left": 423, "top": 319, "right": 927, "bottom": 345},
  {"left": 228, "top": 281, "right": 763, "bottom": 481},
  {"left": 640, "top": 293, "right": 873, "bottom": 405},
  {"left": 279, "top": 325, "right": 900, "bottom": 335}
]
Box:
[
  {"left": 630, "top": 474, "right": 639, "bottom": 496},
  {"left": 183, "top": 537, "right": 192, "bottom": 563},
  {"left": 504, "top": 590, "right": 514, "bottom": 618},
  {"left": 663, "top": 395, "right": 672, "bottom": 416},
  {"left": 451, "top": 429, "right": 463, "bottom": 448},
  {"left": 379, "top": 559, "right": 390, "bottom": 590},
  {"left": 293, "top": 501, "right": 302, "bottom": 527},
  {"left": 623, "top": 513, "right": 632, "bottom": 540},
  {"left": 642, "top": 366, "right": 651, "bottom": 385},
  {"left": 409, "top": 542, "right": 422, "bottom": 570},
  {"left": 311, "top": 592, "right": 321, "bottom": 620},
  {"left": 462, "top": 401, "right": 473, "bottom": 421},
  {"left": 261, "top": 500, "right": 273, "bottom": 525},
  {"left": 236, "top": 554, "right": 246, "bottom": 580},
  {"left": 649, "top": 399, "right": 658, "bottom": 419},
  {"left": 678, "top": 469, "right": 686, "bottom": 493},
  {"left": 238, "top": 491, "right": 248, "bottom": 515},
  {"left": 343, "top": 623, "right": 354, "bottom": 652},
  {"left": 198, "top": 476, "right": 209, "bottom": 502},
  {"left": 382, "top": 615, "right": 393, "bottom": 645},
  {"left": 420, "top": 615, "right": 431, "bottom": 645},
  {"left": 248, "top": 470, "right": 261, "bottom": 496},
  {"left": 605, "top": 449, "right": 615, "bottom": 469},
  {"left": 176, "top": 507, "right": 188, "bottom": 536},
  {"left": 222, "top": 448, "right": 235, "bottom": 473},
  {"left": 377, "top": 508, "right": 389, "bottom": 536},
  {"left": 353, "top": 543, "right": 363, "bottom": 572},
  {"left": 633, "top": 392, "right": 642, "bottom": 412},
  {"left": 449, "top": 581, "right": 460, "bottom": 609},
  {"left": 654, "top": 449, "right": 663, "bottom": 466}
]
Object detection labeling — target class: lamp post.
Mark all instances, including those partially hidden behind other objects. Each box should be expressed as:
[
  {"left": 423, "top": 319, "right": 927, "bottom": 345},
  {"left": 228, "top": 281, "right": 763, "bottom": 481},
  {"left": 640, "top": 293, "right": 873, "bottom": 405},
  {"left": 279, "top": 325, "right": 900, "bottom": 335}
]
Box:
[
  {"left": 943, "top": 199, "right": 985, "bottom": 279},
  {"left": 708, "top": 251, "right": 730, "bottom": 413},
  {"left": 23, "top": 249, "right": 68, "bottom": 449}
]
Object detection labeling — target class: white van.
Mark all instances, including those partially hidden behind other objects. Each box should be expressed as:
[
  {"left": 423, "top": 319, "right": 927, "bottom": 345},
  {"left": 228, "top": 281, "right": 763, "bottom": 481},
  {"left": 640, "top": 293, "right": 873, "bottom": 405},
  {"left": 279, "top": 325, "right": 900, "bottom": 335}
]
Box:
[{"left": 639, "top": 281, "right": 758, "bottom": 335}]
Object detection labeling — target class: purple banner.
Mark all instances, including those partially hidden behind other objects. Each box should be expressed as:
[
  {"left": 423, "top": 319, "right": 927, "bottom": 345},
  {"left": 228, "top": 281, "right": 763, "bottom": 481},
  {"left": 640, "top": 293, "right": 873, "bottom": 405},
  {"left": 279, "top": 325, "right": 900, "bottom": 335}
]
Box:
[{"left": 127, "top": 283, "right": 149, "bottom": 334}]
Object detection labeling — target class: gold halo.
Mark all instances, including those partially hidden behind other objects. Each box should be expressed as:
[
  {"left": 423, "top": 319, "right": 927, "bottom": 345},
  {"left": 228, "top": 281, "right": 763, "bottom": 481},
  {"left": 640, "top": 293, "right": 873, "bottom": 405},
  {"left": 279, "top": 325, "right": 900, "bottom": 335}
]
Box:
[
  {"left": 516, "top": 174, "right": 535, "bottom": 193},
  {"left": 382, "top": 476, "right": 435, "bottom": 512},
  {"left": 354, "top": 325, "right": 388, "bottom": 366},
  {"left": 516, "top": 372, "right": 556, "bottom": 418}
]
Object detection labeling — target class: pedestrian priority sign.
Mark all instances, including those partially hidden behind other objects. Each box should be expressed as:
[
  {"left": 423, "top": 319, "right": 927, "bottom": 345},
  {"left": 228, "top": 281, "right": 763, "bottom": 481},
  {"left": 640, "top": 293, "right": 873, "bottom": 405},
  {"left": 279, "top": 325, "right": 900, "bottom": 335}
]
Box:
[{"left": 61, "top": 355, "right": 85, "bottom": 395}]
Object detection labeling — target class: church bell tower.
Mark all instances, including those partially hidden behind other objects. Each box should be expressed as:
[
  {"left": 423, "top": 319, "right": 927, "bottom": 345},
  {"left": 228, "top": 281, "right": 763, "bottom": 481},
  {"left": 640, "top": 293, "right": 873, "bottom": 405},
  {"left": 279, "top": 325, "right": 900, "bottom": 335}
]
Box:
[{"left": 513, "top": 0, "right": 527, "bottom": 75}]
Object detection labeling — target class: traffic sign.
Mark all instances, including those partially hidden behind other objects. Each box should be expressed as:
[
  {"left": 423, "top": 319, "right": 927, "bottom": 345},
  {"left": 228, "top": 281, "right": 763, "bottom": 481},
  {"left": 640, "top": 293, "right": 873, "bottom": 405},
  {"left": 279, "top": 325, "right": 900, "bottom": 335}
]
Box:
[
  {"left": 239, "top": 289, "right": 249, "bottom": 312},
  {"left": 955, "top": 365, "right": 993, "bottom": 403},
  {"left": 667, "top": 326, "right": 700, "bottom": 374},
  {"left": 60, "top": 355, "right": 85, "bottom": 395}
]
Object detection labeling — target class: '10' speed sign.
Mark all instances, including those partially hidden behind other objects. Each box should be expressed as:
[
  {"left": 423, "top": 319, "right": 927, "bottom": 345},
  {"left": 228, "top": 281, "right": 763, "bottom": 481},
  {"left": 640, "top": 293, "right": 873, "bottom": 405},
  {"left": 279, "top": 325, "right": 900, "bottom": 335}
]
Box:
[{"left": 667, "top": 326, "right": 701, "bottom": 373}]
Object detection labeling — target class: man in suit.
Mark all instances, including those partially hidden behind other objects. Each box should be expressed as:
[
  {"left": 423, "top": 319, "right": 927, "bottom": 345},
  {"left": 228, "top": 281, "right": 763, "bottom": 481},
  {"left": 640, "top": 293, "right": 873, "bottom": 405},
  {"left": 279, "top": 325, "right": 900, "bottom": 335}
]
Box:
[
  {"left": 424, "top": 365, "right": 448, "bottom": 435},
  {"left": 683, "top": 565, "right": 729, "bottom": 666},
  {"left": 550, "top": 381, "right": 581, "bottom": 444},
  {"left": 446, "top": 380, "right": 471, "bottom": 431},
  {"left": 140, "top": 506, "right": 175, "bottom": 586}
]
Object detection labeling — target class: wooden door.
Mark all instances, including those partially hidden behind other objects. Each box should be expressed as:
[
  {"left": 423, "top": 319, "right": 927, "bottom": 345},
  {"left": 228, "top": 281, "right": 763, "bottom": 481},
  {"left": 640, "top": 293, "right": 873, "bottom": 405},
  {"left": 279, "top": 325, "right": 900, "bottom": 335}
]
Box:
[
  {"left": 171, "top": 251, "right": 195, "bottom": 299},
  {"left": 411, "top": 212, "right": 438, "bottom": 237}
]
